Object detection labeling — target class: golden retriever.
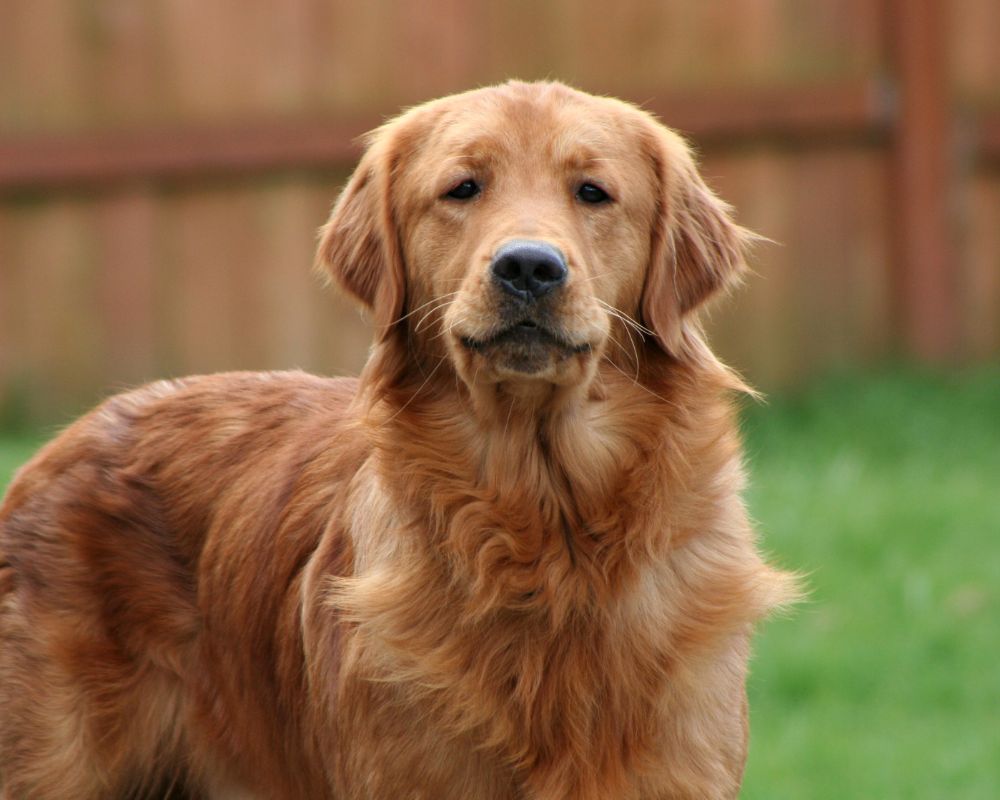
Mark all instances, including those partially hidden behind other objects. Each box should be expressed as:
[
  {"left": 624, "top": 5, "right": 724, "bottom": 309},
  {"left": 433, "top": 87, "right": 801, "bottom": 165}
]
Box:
[{"left": 0, "top": 81, "right": 795, "bottom": 799}]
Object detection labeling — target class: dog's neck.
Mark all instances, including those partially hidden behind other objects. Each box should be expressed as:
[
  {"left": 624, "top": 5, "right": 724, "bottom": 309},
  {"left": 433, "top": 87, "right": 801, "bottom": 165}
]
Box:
[
  {"left": 360, "top": 335, "right": 675, "bottom": 494},
  {"left": 353, "top": 336, "right": 745, "bottom": 618}
]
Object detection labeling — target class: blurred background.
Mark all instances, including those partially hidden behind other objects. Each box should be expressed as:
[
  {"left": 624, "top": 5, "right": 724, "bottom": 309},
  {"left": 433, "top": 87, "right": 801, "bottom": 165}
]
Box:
[
  {"left": 1, "top": 0, "right": 999, "bottom": 420},
  {"left": 0, "top": 1, "right": 997, "bottom": 797}
]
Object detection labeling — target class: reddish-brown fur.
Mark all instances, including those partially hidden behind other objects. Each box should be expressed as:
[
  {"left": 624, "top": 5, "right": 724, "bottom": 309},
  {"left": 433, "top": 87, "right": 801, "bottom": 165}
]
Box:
[{"left": 0, "top": 82, "right": 795, "bottom": 799}]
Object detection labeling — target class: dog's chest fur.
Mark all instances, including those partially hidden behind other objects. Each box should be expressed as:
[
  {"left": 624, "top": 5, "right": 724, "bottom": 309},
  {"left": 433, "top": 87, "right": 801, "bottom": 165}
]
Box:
[{"left": 318, "top": 384, "right": 770, "bottom": 799}]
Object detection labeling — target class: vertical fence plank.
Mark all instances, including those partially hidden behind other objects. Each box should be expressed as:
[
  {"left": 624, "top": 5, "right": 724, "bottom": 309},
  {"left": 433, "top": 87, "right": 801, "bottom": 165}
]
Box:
[
  {"left": 301, "top": 179, "right": 374, "bottom": 377},
  {"left": 158, "top": 185, "right": 255, "bottom": 375},
  {"left": 84, "top": 0, "right": 163, "bottom": 126},
  {"left": 393, "top": 0, "right": 484, "bottom": 100},
  {"left": 255, "top": 179, "right": 322, "bottom": 371},
  {"left": 886, "top": 0, "right": 960, "bottom": 361},
  {"left": 952, "top": 0, "right": 1000, "bottom": 103},
  {"left": 848, "top": 152, "right": 895, "bottom": 363},
  {"left": 0, "top": 0, "right": 90, "bottom": 134},
  {"left": 962, "top": 176, "right": 1000, "bottom": 357},
  {"left": 95, "top": 188, "right": 158, "bottom": 389},
  {"left": 704, "top": 150, "right": 800, "bottom": 388},
  {"left": 1, "top": 199, "right": 103, "bottom": 422}
]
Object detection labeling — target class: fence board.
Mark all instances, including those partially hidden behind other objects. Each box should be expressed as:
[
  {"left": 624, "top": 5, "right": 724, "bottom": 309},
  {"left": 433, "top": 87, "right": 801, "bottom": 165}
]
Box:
[
  {"left": 962, "top": 176, "right": 1000, "bottom": 358},
  {"left": 703, "top": 151, "right": 800, "bottom": 387},
  {"left": 1, "top": 199, "right": 104, "bottom": 421},
  {"left": 887, "top": 0, "right": 959, "bottom": 362},
  {"left": 0, "top": 0, "right": 90, "bottom": 134},
  {"left": 158, "top": 186, "right": 257, "bottom": 374},
  {"left": 95, "top": 188, "right": 158, "bottom": 388},
  {"left": 953, "top": 0, "right": 1000, "bottom": 102},
  {"left": 0, "top": 120, "right": 367, "bottom": 190},
  {"left": 85, "top": 0, "right": 163, "bottom": 126}
]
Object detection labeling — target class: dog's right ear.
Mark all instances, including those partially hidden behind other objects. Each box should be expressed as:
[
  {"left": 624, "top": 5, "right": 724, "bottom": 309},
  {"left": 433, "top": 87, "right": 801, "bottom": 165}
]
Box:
[{"left": 316, "top": 129, "right": 405, "bottom": 341}]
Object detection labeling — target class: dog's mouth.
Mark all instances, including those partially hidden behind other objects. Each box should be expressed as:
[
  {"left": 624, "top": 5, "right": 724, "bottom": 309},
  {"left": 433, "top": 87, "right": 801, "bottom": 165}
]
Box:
[{"left": 460, "top": 319, "right": 591, "bottom": 374}]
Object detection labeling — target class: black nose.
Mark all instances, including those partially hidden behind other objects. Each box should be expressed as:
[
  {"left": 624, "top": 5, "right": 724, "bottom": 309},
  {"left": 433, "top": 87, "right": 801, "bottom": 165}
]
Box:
[{"left": 491, "top": 240, "right": 568, "bottom": 300}]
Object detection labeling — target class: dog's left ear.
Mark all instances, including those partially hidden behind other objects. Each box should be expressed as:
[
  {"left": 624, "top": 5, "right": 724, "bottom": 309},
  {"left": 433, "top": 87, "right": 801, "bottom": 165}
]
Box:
[
  {"left": 640, "top": 125, "right": 757, "bottom": 356},
  {"left": 316, "top": 127, "right": 406, "bottom": 342}
]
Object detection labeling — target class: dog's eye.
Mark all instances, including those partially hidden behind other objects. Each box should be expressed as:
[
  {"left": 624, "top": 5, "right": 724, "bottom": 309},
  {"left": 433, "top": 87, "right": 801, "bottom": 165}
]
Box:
[
  {"left": 576, "top": 183, "right": 611, "bottom": 204},
  {"left": 445, "top": 179, "right": 481, "bottom": 200}
]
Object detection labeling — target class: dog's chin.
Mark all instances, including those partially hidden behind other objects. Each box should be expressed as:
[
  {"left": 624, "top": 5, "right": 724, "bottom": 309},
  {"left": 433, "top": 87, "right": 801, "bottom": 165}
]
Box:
[{"left": 457, "top": 322, "right": 594, "bottom": 385}]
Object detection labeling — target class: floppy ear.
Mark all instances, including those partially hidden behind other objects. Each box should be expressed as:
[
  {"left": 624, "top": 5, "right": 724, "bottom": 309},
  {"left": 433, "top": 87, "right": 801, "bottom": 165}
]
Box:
[
  {"left": 316, "top": 130, "right": 405, "bottom": 341},
  {"left": 641, "top": 126, "right": 756, "bottom": 356}
]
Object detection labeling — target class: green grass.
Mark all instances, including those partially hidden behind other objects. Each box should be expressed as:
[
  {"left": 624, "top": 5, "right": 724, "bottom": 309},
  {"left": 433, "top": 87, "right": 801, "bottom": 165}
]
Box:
[
  {"left": 1, "top": 367, "right": 998, "bottom": 796},
  {"left": 741, "top": 367, "right": 1000, "bottom": 799},
  {"left": 0, "top": 431, "right": 47, "bottom": 491}
]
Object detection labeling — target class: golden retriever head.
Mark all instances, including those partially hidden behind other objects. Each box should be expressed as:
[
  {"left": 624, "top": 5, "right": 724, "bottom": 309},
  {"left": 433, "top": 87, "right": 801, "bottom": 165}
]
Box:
[{"left": 318, "top": 81, "right": 753, "bottom": 404}]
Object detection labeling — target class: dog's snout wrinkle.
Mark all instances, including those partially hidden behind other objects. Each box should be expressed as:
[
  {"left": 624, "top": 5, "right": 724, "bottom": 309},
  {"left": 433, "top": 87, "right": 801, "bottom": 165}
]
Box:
[{"left": 491, "top": 240, "right": 567, "bottom": 301}]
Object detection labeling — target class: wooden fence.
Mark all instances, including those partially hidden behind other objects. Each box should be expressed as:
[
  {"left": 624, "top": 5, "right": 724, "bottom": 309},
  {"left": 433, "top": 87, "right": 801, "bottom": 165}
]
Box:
[{"left": 1, "top": 0, "right": 998, "bottom": 424}]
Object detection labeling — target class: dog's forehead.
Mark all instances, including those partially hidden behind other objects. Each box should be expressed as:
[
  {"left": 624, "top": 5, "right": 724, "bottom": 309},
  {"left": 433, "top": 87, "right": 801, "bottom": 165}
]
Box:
[{"left": 414, "top": 84, "right": 647, "bottom": 167}]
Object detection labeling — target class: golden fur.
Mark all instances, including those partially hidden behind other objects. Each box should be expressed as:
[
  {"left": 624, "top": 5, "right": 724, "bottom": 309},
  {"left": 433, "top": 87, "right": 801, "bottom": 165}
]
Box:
[{"left": 0, "top": 81, "right": 795, "bottom": 799}]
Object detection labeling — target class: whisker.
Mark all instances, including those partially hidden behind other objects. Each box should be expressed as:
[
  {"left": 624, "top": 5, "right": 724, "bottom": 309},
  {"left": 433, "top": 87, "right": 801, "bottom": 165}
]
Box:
[
  {"left": 576, "top": 270, "right": 615, "bottom": 285},
  {"left": 602, "top": 357, "right": 675, "bottom": 407},
  {"left": 595, "top": 297, "right": 642, "bottom": 328},
  {"left": 596, "top": 298, "right": 654, "bottom": 337},
  {"left": 502, "top": 392, "right": 517, "bottom": 439},
  {"left": 587, "top": 306, "right": 643, "bottom": 380},
  {"left": 603, "top": 329, "right": 639, "bottom": 377},
  {"left": 616, "top": 328, "right": 642, "bottom": 381},
  {"left": 429, "top": 313, "right": 468, "bottom": 343},
  {"left": 386, "top": 292, "right": 462, "bottom": 327},
  {"left": 414, "top": 298, "right": 461, "bottom": 333},
  {"left": 379, "top": 356, "right": 447, "bottom": 426},
  {"left": 407, "top": 331, "right": 430, "bottom": 379}
]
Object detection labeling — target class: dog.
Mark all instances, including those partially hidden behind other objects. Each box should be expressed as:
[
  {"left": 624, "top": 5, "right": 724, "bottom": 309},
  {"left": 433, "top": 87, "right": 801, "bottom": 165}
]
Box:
[{"left": 0, "top": 81, "right": 795, "bottom": 799}]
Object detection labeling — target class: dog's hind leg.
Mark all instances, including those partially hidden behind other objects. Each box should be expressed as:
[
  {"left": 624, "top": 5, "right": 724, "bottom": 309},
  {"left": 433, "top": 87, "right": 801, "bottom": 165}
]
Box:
[{"left": 0, "top": 590, "right": 193, "bottom": 800}]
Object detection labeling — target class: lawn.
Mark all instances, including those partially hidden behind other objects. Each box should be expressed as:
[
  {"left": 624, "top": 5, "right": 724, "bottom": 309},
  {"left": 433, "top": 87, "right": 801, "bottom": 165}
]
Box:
[
  {"left": 740, "top": 367, "right": 1000, "bottom": 799},
  {"left": 0, "top": 430, "right": 47, "bottom": 493},
  {"left": 1, "top": 367, "right": 997, "bottom": 797}
]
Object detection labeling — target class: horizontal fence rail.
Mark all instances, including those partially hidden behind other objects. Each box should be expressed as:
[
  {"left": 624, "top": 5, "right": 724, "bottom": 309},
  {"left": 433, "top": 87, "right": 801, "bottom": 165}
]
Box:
[
  {"left": 0, "top": 118, "right": 370, "bottom": 192},
  {"left": 0, "top": 82, "right": 897, "bottom": 193}
]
